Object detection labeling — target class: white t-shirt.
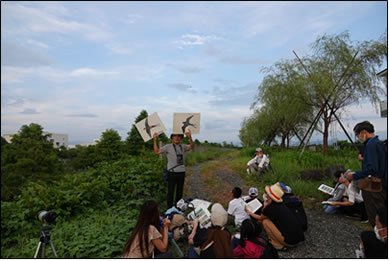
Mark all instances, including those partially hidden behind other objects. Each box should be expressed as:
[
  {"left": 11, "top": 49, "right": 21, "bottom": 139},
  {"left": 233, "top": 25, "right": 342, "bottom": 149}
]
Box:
[
  {"left": 346, "top": 184, "right": 364, "bottom": 204},
  {"left": 227, "top": 198, "right": 250, "bottom": 226}
]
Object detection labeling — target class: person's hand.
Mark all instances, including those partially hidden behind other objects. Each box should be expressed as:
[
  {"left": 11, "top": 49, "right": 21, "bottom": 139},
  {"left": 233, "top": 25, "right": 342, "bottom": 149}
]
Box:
[
  {"left": 358, "top": 154, "right": 364, "bottom": 161},
  {"left": 163, "top": 218, "right": 171, "bottom": 229},
  {"left": 185, "top": 129, "right": 192, "bottom": 138},
  {"left": 153, "top": 133, "right": 158, "bottom": 139},
  {"left": 329, "top": 202, "right": 336, "bottom": 206},
  {"left": 346, "top": 173, "right": 353, "bottom": 180},
  {"left": 244, "top": 206, "right": 250, "bottom": 214}
]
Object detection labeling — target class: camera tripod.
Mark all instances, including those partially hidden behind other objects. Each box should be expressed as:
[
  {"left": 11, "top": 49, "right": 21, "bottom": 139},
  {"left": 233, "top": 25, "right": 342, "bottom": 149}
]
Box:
[{"left": 34, "top": 225, "right": 58, "bottom": 258}]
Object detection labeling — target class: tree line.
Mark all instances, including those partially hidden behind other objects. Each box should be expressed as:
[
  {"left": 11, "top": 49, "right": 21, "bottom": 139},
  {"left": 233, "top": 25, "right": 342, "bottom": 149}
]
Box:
[
  {"left": 1, "top": 110, "right": 236, "bottom": 201},
  {"left": 239, "top": 31, "right": 387, "bottom": 156}
]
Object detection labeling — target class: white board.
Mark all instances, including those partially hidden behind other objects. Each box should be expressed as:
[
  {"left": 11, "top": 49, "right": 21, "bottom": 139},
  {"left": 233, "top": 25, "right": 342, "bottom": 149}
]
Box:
[
  {"left": 172, "top": 113, "right": 200, "bottom": 134},
  {"left": 135, "top": 112, "right": 166, "bottom": 142}
]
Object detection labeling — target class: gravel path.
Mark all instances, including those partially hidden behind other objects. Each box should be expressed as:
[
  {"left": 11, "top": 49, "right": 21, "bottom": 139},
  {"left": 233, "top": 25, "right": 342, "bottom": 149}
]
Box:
[{"left": 184, "top": 160, "right": 366, "bottom": 258}]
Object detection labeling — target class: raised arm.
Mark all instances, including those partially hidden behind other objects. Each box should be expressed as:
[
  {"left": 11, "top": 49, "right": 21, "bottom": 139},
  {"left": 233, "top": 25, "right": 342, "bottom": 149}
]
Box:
[
  {"left": 185, "top": 129, "right": 194, "bottom": 151},
  {"left": 153, "top": 133, "right": 161, "bottom": 154}
]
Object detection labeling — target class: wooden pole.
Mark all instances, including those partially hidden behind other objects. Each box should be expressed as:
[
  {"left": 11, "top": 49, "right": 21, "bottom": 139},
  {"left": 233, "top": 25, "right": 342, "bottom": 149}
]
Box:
[{"left": 293, "top": 50, "right": 360, "bottom": 155}]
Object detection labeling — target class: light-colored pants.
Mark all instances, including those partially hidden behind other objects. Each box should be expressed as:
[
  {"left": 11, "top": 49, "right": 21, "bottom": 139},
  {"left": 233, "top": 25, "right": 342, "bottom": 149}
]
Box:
[
  {"left": 248, "top": 164, "right": 258, "bottom": 174},
  {"left": 262, "top": 218, "right": 296, "bottom": 249}
]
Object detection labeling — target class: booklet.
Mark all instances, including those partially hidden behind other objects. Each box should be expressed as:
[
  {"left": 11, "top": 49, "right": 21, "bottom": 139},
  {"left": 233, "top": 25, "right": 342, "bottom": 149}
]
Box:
[
  {"left": 318, "top": 184, "right": 334, "bottom": 196},
  {"left": 187, "top": 206, "right": 212, "bottom": 229},
  {"left": 245, "top": 199, "right": 263, "bottom": 213}
]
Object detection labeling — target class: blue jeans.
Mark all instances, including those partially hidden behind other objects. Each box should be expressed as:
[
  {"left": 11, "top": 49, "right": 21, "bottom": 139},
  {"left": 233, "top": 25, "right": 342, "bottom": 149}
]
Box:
[
  {"left": 323, "top": 204, "right": 338, "bottom": 214},
  {"left": 188, "top": 246, "right": 200, "bottom": 259}
]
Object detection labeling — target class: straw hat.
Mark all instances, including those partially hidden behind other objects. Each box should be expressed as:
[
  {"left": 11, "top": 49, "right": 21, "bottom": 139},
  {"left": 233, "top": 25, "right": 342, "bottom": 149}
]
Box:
[{"left": 265, "top": 184, "right": 284, "bottom": 203}]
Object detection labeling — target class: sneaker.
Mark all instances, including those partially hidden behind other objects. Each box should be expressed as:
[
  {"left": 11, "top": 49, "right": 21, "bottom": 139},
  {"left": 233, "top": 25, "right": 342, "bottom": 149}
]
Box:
[
  {"left": 361, "top": 219, "right": 369, "bottom": 224},
  {"left": 345, "top": 214, "right": 359, "bottom": 220}
]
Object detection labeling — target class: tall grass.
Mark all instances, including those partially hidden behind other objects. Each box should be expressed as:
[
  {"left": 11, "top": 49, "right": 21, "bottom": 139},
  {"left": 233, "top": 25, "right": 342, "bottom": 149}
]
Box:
[{"left": 231, "top": 147, "right": 361, "bottom": 207}]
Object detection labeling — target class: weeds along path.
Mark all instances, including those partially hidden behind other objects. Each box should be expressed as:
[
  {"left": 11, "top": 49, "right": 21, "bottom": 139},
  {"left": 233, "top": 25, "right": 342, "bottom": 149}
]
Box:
[{"left": 184, "top": 153, "right": 367, "bottom": 258}]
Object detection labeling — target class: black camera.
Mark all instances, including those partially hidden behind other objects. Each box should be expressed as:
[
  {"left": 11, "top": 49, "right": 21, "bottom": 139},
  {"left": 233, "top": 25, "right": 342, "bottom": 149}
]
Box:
[
  {"left": 37, "top": 210, "right": 57, "bottom": 224},
  {"left": 177, "top": 154, "right": 184, "bottom": 165}
]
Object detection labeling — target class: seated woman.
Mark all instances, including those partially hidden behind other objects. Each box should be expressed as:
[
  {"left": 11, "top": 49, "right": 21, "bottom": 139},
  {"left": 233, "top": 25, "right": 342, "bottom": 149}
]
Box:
[
  {"left": 328, "top": 174, "right": 368, "bottom": 223},
  {"left": 322, "top": 170, "right": 346, "bottom": 214},
  {"left": 122, "top": 200, "right": 172, "bottom": 258},
  {"left": 233, "top": 219, "right": 266, "bottom": 258},
  {"left": 187, "top": 203, "right": 233, "bottom": 258}
]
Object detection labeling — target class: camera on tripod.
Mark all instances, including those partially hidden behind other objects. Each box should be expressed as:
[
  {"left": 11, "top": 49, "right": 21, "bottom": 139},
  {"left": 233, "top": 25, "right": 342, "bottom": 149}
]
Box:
[
  {"left": 34, "top": 210, "right": 58, "bottom": 258},
  {"left": 37, "top": 210, "right": 57, "bottom": 225}
]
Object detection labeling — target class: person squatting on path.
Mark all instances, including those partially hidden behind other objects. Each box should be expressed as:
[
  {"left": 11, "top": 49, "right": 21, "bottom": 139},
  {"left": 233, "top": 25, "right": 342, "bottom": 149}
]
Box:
[
  {"left": 346, "top": 121, "right": 387, "bottom": 227},
  {"left": 328, "top": 173, "right": 368, "bottom": 223},
  {"left": 153, "top": 130, "right": 194, "bottom": 208},
  {"left": 122, "top": 200, "right": 172, "bottom": 258},
  {"left": 322, "top": 170, "right": 346, "bottom": 214},
  {"left": 246, "top": 147, "right": 270, "bottom": 175},
  {"left": 246, "top": 184, "right": 304, "bottom": 250}
]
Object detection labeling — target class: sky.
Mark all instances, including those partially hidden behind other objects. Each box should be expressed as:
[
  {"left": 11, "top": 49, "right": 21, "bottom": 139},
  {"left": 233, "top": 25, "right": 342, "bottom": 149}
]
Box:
[{"left": 1, "top": 1, "right": 388, "bottom": 145}]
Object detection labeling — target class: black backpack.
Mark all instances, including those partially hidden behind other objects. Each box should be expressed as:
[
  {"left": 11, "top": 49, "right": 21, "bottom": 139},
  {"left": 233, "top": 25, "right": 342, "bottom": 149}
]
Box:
[{"left": 256, "top": 237, "right": 279, "bottom": 259}]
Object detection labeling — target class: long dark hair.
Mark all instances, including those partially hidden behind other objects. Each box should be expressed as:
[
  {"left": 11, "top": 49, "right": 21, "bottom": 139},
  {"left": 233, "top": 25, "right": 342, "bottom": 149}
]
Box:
[
  {"left": 239, "top": 219, "right": 262, "bottom": 247},
  {"left": 123, "top": 200, "right": 161, "bottom": 258}
]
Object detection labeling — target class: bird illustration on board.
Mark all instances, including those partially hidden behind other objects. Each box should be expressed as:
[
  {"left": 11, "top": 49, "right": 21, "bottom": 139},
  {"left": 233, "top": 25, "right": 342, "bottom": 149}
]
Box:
[
  {"left": 144, "top": 118, "right": 161, "bottom": 138},
  {"left": 181, "top": 115, "right": 196, "bottom": 133}
]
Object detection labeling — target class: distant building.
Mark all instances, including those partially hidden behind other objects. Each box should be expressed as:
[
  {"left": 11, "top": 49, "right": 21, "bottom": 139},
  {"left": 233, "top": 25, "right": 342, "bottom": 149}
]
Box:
[
  {"left": 377, "top": 68, "right": 387, "bottom": 118},
  {"left": 2, "top": 132, "right": 68, "bottom": 148},
  {"left": 68, "top": 139, "right": 100, "bottom": 149}
]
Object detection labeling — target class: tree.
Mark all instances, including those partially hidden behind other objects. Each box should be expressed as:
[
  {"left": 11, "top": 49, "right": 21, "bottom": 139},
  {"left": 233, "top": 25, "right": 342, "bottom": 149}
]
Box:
[
  {"left": 96, "top": 129, "right": 124, "bottom": 162},
  {"left": 298, "top": 31, "right": 386, "bottom": 155},
  {"left": 1, "top": 123, "right": 63, "bottom": 201}
]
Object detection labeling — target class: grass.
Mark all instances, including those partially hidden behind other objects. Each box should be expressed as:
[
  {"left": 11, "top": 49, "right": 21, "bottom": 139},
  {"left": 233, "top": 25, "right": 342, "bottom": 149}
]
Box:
[{"left": 229, "top": 147, "right": 361, "bottom": 210}]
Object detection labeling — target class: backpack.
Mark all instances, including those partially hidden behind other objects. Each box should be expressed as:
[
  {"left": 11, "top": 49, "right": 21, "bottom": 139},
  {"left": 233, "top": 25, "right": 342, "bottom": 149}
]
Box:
[
  {"left": 283, "top": 195, "right": 308, "bottom": 232},
  {"left": 256, "top": 237, "right": 279, "bottom": 259}
]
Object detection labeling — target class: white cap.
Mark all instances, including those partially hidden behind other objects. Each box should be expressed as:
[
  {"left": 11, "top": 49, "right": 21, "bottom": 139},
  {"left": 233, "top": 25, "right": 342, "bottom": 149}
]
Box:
[
  {"left": 248, "top": 187, "right": 258, "bottom": 197},
  {"left": 256, "top": 148, "right": 262, "bottom": 152}
]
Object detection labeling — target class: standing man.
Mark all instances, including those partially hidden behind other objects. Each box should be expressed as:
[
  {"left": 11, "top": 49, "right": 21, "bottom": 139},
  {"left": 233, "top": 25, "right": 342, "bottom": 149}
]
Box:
[
  {"left": 346, "top": 121, "right": 387, "bottom": 226},
  {"left": 153, "top": 130, "right": 194, "bottom": 208},
  {"left": 246, "top": 148, "right": 270, "bottom": 175}
]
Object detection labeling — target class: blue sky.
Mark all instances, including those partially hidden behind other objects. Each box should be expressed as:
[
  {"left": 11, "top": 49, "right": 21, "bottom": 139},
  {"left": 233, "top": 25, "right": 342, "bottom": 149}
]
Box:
[{"left": 1, "top": 1, "right": 387, "bottom": 145}]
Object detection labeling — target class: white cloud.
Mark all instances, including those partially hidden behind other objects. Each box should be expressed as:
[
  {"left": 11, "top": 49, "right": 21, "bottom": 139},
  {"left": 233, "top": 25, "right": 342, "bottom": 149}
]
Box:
[
  {"left": 173, "top": 34, "right": 222, "bottom": 48},
  {"left": 70, "top": 68, "right": 119, "bottom": 77},
  {"left": 27, "top": 39, "right": 49, "bottom": 48},
  {"left": 124, "top": 14, "right": 143, "bottom": 24}
]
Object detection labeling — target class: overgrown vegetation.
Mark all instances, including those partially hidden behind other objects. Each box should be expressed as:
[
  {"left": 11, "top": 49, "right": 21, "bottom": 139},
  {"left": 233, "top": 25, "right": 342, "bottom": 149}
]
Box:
[
  {"left": 230, "top": 146, "right": 362, "bottom": 208},
  {"left": 1, "top": 121, "right": 231, "bottom": 258}
]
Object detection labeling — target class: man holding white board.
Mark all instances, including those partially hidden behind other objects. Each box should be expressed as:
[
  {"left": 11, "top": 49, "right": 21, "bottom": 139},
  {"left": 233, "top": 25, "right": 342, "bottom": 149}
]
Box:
[{"left": 153, "top": 129, "right": 194, "bottom": 208}]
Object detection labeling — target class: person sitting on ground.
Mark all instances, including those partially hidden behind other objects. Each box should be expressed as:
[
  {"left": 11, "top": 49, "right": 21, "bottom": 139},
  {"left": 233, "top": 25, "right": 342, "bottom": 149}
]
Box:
[
  {"left": 187, "top": 203, "right": 233, "bottom": 258},
  {"left": 244, "top": 187, "right": 264, "bottom": 215},
  {"left": 228, "top": 187, "right": 250, "bottom": 227},
  {"left": 357, "top": 207, "right": 387, "bottom": 258},
  {"left": 122, "top": 200, "right": 172, "bottom": 258},
  {"left": 328, "top": 174, "right": 368, "bottom": 223},
  {"left": 276, "top": 182, "right": 308, "bottom": 232},
  {"left": 232, "top": 219, "right": 266, "bottom": 258},
  {"left": 245, "top": 184, "right": 304, "bottom": 251},
  {"left": 246, "top": 147, "right": 270, "bottom": 175},
  {"left": 322, "top": 170, "right": 346, "bottom": 215}
]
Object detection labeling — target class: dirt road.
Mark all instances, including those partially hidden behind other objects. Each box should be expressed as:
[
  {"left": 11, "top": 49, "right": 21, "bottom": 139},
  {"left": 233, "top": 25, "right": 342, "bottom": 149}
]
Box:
[{"left": 184, "top": 159, "right": 367, "bottom": 258}]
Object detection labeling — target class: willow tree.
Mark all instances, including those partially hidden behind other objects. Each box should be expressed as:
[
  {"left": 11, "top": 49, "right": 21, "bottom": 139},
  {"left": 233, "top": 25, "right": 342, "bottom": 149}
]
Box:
[
  {"left": 298, "top": 31, "right": 387, "bottom": 155},
  {"left": 248, "top": 60, "right": 313, "bottom": 149}
]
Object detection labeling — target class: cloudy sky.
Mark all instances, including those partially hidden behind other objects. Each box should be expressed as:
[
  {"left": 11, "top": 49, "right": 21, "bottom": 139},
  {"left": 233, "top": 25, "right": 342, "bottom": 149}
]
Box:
[{"left": 1, "top": 1, "right": 387, "bottom": 145}]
